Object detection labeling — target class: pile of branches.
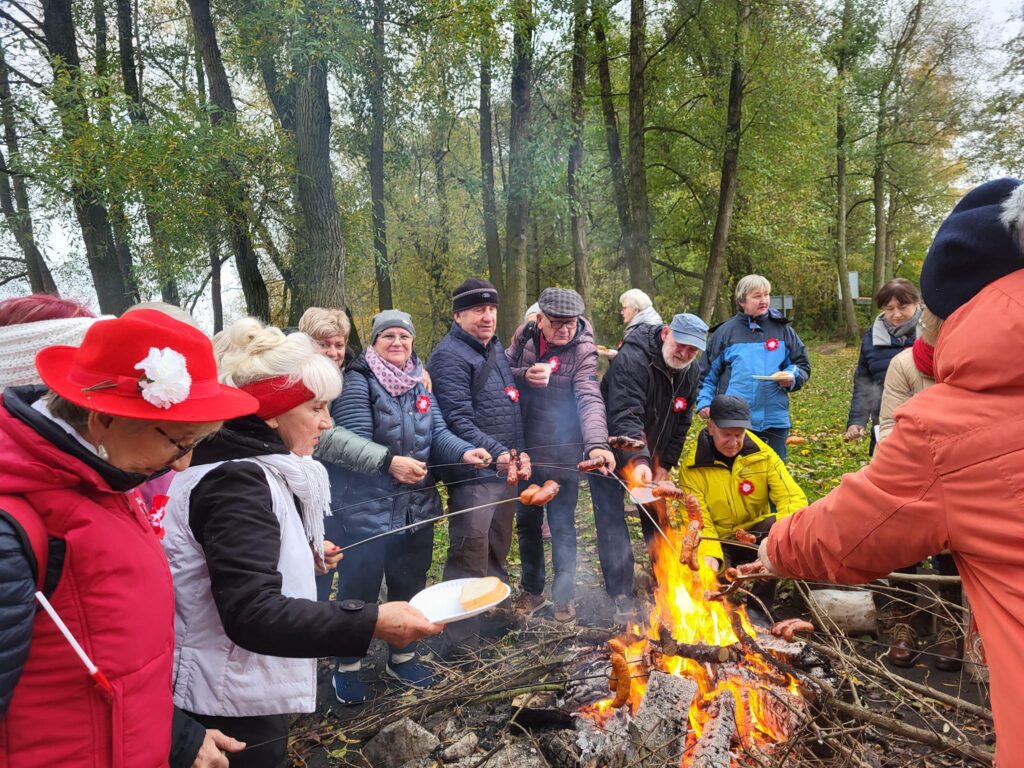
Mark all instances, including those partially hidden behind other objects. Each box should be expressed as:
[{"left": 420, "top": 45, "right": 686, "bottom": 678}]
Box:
[{"left": 292, "top": 580, "right": 995, "bottom": 767}]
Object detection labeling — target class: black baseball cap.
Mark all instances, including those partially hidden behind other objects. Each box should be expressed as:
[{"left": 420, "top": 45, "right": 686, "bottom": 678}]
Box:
[{"left": 709, "top": 395, "right": 751, "bottom": 429}]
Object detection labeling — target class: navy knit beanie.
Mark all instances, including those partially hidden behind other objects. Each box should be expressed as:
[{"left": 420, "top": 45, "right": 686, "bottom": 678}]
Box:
[
  {"left": 920, "top": 178, "right": 1024, "bottom": 319},
  {"left": 452, "top": 278, "right": 500, "bottom": 313}
]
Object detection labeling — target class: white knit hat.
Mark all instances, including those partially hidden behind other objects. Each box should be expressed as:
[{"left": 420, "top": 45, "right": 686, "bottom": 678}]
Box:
[{"left": 0, "top": 316, "right": 107, "bottom": 389}]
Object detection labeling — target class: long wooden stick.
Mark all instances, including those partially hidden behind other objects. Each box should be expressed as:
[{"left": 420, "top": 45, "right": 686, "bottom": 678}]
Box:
[{"left": 829, "top": 699, "right": 994, "bottom": 765}]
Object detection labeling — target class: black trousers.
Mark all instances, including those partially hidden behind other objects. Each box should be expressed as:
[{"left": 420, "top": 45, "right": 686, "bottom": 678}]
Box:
[
  {"left": 441, "top": 479, "right": 517, "bottom": 650},
  {"left": 183, "top": 711, "right": 289, "bottom": 768},
  {"left": 335, "top": 522, "right": 434, "bottom": 661}
]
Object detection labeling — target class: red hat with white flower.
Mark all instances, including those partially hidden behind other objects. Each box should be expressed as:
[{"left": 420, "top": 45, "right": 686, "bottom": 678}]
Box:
[{"left": 35, "top": 309, "right": 258, "bottom": 422}]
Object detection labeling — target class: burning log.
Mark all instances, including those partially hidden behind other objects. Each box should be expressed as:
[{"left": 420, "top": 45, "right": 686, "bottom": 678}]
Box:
[
  {"left": 690, "top": 689, "right": 737, "bottom": 768},
  {"left": 626, "top": 671, "right": 697, "bottom": 767},
  {"left": 656, "top": 625, "right": 741, "bottom": 664}
]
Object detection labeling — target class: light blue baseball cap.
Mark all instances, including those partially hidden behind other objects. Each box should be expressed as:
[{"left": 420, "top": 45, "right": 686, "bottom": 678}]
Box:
[{"left": 668, "top": 313, "right": 708, "bottom": 351}]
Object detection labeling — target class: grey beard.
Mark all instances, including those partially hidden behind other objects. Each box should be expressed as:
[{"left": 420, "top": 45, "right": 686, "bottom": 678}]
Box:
[{"left": 662, "top": 346, "right": 694, "bottom": 371}]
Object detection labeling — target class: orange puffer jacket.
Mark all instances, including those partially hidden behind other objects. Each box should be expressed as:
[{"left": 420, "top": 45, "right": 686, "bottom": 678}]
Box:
[{"left": 763, "top": 269, "right": 1024, "bottom": 766}]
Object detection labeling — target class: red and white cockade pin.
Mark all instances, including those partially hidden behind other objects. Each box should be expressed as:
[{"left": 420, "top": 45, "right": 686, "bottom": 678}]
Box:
[
  {"left": 548, "top": 356, "right": 561, "bottom": 373},
  {"left": 673, "top": 396, "right": 687, "bottom": 412},
  {"left": 415, "top": 394, "right": 431, "bottom": 413},
  {"left": 147, "top": 494, "right": 169, "bottom": 540},
  {"left": 738, "top": 479, "right": 755, "bottom": 496},
  {"left": 505, "top": 386, "right": 520, "bottom": 402},
  {"left": 765, "top": 338, "right": 780, "bottom": 352}
]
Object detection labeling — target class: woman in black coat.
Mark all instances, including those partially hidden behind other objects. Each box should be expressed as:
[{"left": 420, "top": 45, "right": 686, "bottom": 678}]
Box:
[{"left": 844, "top": 278, "right": 921, "bottom": 453}]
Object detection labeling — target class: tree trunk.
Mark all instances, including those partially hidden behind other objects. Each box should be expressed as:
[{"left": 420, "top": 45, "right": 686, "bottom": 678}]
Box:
[
  {"left": 626, "top": 0, "right": 654, "bottom": 295},
  {"left": 568, "top": 0, "right": 590, "bottom": 309},
  {"left": 0, "top": 44, "right": 55, "bottom": 294},
  {"left": 369, "top": 0, "right": 392, "bottom": 311},
  {"left": 287, "top": 58, "right": 349, "bottom": 323},
  {"left": 187, "top": 0, "right": 270, "bottom": 321},
  {"left": 479, "top": 39, "right": 503, "bottom": 295},
  {"left": 431, "top": 141, "right": 452, "bottom": 343},
  {"left": 592, "top": 0, "right": 633, "bottom": 265},
  {"left": 115, "top": 0, "right": 178, "bottom": 303},
  {"left": 698, "top": 0, "right": 747, "bottom": 322},
  {"left": 871, "top": 91, "right": 887, "bottom": 298},
  {"left": 41, "top": 0, "right": 133, "bottom": 313},
  {"left": 885, "top": 191, "right": 897, "bottom": 278},
  {"left": 208, "top": 225, "right": 223, "bottom": 333},
  {"left": 835, "top": 0, "right": 859, "bottom": 342},
  {"left": 502, "top": 0, "right": 534, "bottom": 340}
]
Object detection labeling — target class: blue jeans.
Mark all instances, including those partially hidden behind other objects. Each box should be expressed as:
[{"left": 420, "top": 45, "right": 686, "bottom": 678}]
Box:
[
  {"left": 516, "top": 468, "right": 578, "bottom": 604},
  {"left": 754, "top": 427, "right": 789, "bottom": 462}
]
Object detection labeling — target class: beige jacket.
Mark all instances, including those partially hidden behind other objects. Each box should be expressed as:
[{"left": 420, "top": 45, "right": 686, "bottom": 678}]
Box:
[{"left": 876, "top": 348, "right": 933, "bottom": 443}]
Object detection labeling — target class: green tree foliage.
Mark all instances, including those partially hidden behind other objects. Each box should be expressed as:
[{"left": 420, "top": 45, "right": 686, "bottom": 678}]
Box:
[{"left": 0, "top": 0, "right": 1002, "bottom": 341}]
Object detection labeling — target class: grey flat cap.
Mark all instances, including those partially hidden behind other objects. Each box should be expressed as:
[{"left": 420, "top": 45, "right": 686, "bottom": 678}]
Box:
[{"left": 537, "top": 287, "right": 585, "bottom": 318}]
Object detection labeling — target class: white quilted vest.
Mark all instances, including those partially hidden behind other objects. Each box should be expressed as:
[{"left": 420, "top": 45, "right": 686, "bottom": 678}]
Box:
[{"left": 162, "top": 458, "right": 317, "bottom": 716}]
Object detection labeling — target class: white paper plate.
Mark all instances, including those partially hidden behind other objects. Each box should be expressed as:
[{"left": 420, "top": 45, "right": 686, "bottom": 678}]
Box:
[
  {"left": 409, "top": 578, "right": 511, "bottom": 624},
  {"left": 626, "top": 485, "right": 657, "bottom": 505},
  {"left": 752, "top": 374, "right": 781, "bottom": 381}
]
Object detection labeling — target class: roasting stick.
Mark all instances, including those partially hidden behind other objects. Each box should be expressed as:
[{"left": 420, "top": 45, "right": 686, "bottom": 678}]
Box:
[
  {"left": 607, "top": 474, "right": 683, "bottom": 561},
  {"left": 337, "top": 496, "right": 516, "bottom": 553},
  {"left": 34, "top": 591, "right": 114, "bottom": 696}
]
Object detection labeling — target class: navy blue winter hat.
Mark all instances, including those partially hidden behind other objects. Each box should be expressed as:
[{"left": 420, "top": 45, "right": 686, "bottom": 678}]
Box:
[{"left": 920, "top": 178, "right": 1024, "bottom": 319}]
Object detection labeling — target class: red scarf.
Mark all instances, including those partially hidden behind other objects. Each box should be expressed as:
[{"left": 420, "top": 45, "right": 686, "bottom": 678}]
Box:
[{"left": 912, "top": 338, "right": 934, "bottom": 378}]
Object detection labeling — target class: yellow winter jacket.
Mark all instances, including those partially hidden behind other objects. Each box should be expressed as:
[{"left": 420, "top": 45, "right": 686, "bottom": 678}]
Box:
[{"left": 679, "top": 429, "right": 807, "bottom": 561}]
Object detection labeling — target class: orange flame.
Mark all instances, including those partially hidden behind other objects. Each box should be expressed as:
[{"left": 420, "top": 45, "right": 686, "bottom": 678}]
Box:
[{"left": 580, "top": 494, "right": 803, "bottom": 758}]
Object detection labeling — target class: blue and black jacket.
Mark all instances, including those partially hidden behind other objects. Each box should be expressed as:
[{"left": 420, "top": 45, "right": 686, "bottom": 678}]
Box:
[{"left": 696, "top": 310, "right": 810, "bottom": 431}]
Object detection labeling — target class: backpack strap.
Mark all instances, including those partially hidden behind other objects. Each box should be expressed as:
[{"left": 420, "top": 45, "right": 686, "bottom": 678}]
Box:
[
  {"left": 0, "top": 495, "right": 47, "bottom": 593},
  {"left": 470, "top": 343, "right": 498, "bottom": 400}
]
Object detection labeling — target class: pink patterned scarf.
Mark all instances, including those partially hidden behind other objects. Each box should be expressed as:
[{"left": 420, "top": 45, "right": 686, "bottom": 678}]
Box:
[{"left": 365, "top": 347, "right": 422, "bottom": 397}]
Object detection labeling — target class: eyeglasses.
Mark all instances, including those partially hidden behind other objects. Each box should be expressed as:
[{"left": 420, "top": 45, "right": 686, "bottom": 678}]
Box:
[
  {"left": 155, "top": 426, "right": 215, "bottom": 462},
  {"left": 547, "top": 318, "right": 578, "bottom": 330},
  {"left": 379, "top": 333, "right": 414, "bottom": 344}
]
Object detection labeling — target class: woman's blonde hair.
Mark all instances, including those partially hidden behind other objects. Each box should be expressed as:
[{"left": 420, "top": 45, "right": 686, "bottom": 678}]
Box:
[
  {"left": 734, "top": 274, "right": 771, "bottom": 307},
  {"left": 298, "top": 307, "right": 350, "bottom": 340},
  {"left": 218, "top": 318, "right": 342, "bottom": 402}
]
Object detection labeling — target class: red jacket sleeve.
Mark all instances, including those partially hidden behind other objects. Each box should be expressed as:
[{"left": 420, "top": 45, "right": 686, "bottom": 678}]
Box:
[{"left": 764, "top": 411, "right": 950, "bottom": 583}]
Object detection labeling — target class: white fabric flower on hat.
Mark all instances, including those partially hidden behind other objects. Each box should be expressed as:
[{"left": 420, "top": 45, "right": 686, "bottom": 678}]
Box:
[{"left": 135, "top": 347, "right": 191, "bottom": 409}]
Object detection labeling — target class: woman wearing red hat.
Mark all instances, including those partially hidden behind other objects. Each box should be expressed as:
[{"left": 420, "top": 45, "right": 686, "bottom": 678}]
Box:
[
  {"left": 0, "top": 309, "right": 260, "bottom": 767},
  {"left": 161, "top": 318, "right": 442, "bottom": 768}
]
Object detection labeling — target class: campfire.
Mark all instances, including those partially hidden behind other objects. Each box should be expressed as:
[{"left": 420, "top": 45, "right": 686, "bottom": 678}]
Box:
[{"left": 573, "top": 490, "right": 817, "bottom": 766}]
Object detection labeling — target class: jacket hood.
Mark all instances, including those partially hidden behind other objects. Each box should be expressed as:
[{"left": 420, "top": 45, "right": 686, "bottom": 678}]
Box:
[
  {"left": 620, "top": 320, "right": 664, "bottom": 359},
  {"left": 191, "top": 414, "right": 288, "bottom": 465},
  {"left": 0, "top": 386, "right": 150, "bottom": 495},
  {"left": 935, "top": 270, "right": 1024, "bottom": 391}
]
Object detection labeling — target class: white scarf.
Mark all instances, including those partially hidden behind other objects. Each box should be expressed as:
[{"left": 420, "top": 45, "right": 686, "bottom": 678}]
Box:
[{"left": 254, "top": 453, "right": 332, "bottom": 558}]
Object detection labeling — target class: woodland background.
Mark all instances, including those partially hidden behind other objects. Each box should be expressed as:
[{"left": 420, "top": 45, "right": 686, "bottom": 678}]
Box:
[{"left": 0, "top": 0, "right": 1021, "bottom": 348}]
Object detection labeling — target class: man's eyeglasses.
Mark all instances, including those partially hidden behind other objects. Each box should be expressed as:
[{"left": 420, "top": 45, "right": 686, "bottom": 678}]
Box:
[
  {"left": 547, "top": 317, "right": 578, "bottom": 330},
  {"left": 155, "top": 426, "right": 215, "bottom": 462}
]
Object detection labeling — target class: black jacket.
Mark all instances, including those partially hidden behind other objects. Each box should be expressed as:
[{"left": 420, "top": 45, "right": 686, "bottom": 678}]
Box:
[
  {"left": 847, "top": 316, "right": 916, "bottom": 428},
  {"left": 187, "top": 416, "right": 378, "bottom": 658},
  {"left": 600, "top": 323, "right": 701, "bottom": 470}
]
